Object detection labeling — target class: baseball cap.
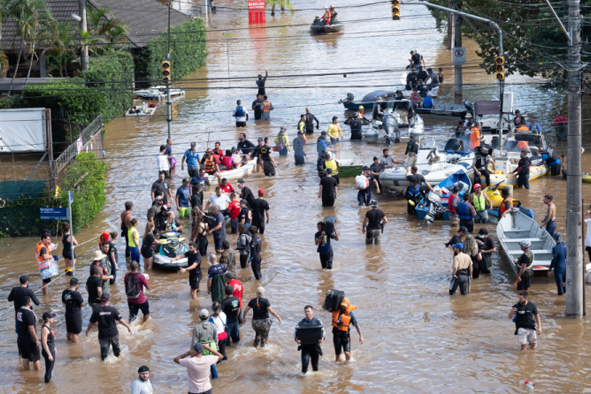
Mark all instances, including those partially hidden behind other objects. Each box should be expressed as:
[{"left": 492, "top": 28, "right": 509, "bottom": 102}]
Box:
[
  {"left": 474, "top": 183, "right": 482, "bottom": 189},
  {"left": 70, "top": 277, "right": 79, "bottom": 285},
  {"left": 452, "top": 243, "right": 464, "bottom": 250},
  {"left": 182, "top": 178, "right": 189, "bottom": 184},
  {"left": 193, "top": 343, "right": 204, "bottom": 353},
  {"left": 162, "top": 205, "right": 170, "bottom": 210},
  {"left": 237, "top": 178, "right": 245, "bottom": 184},
  {"left": 138, "top": 366, "right": 150, "bottom": 373},
  {"left": 258, "top": 189, "right": 265, "bottom": 196},
  {"left": 362, "top": 166, "right": 370, "bottom": 171},
  {"left": 225, "top": 271, "right": 235, "bottom": 280},
  {"left": 199, "top": 308, "right": 209, "bottom": 318},
  {"left": 19, "top": 274, "right": 29, "bottom": 284},
  {"left": 258, "top": 137, "right": 263, "bottom": 142},
  {"left": 340, "top": 298, "right": 350, "bottom": 307},
  {"left": 239, "top": 199, "right": 248, "bottom": 205},
  {"left": 42, "top": 312, "right": 56, "bottom": 320},
  {"left": 478, "top": 228, "right": 488, "bottom": 236},
  {"left": 459, "top": 226, "right": 468, "bottom": 233},
  {"left": 321, "top": 131, "right": 327, "bottom": 135},
  {"left": 190, "top": 142, "right": 196, "bottom": 147},
  {"left": 100, "top": 293, "right": 110, "bottom": 302}
]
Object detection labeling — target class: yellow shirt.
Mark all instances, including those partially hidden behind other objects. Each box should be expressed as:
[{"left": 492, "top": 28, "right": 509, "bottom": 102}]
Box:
[
  {"left": 274, "top": 134, "right": 290, "bottom": 148},
  {"left": 327, "top": 124, "right": 342, "bottom": 139},
  {"left": 324, "top": 159, "right": 338, "bottom": 175}
]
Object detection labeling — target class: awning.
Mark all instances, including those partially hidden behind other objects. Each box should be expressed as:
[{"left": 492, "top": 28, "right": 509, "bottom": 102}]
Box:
[{"left": 474, "top": 101, "right": 500, "bottom": 116}]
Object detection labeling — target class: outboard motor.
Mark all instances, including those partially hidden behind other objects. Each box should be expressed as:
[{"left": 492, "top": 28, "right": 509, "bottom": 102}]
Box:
[
  {"left": 425, "top": 191, "right": 442, "bottom": 224},
  {"left": 382, "top": 112, "right": 401, "bottom": 144},
  {"left": 444, "top": 138, "right": 463, "bottom": 152},
  {"left": 346, "top": 92, "right": 354, "bottom": 102}
]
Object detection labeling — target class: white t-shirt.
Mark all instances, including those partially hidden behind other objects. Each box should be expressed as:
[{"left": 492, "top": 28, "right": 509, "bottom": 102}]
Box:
[
  {"left": 179, "top": 355, "right": 219, "bottom": 393},
  {"left": 585, "top": 219, "right": 591, "bottom": 247},
  {"left": 208, "top": 194, "right": 231, "bottom": 210},
  {"left": 131, "top": 378, "right": 153, "bottom": 394},
  {"left": 209, "top": 312, "right": 227, "bottom": 335},
  {"left": 157, "top": 154, "right": 170, "bottom": 172}
]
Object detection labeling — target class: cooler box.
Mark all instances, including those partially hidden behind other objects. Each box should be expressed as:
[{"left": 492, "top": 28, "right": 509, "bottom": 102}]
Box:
[
  {"left": 323, "top": 289, "right": 344, "bottom": 312},
  {"left": 295, "top": 321, "right": 324, "bottom": 345}
]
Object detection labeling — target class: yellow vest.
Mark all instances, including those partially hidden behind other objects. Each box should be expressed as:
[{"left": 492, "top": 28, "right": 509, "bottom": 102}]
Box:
[
  {"left": 472, "top": 193, "right": 486, "bottom": 212},
  {"left": 325, "top": 159, "right": 338, "bottom": 175}
]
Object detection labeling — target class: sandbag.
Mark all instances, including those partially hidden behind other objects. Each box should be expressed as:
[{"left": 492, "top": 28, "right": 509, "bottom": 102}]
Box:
[
  {"left": 355, "top": 175, "right": 369, "bottom": 189},
  {"left": 323, "top": 289, "right": 345, "bottom": 312}
]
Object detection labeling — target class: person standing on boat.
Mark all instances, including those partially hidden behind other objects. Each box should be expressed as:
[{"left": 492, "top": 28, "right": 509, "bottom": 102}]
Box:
[
  {"left": 405, "top": 135, "right": 420, "bottom": 168},
  {"left": 233, "top": 100, "right": 249, "bottom": 127},
  {"left": 449, "top": 243, "right": 472, "bottom": 296},
  {"left": 256, "top": 69, "right": 268, "bottom": 96},
  {"left": 456, "top": 193, "right": 476, "bottom": 233},
  {"left": 548, "top": 232, "right": 566, "bottom": 295},
  {"left": 345, "top": 112, "right": 369, "bottom": 140},
  {"left": 514, "top": 240, "right": 534, "bottom": 290},
  {"left": 540, "top": 194, "right": 557, "bottom": 237},
  {"left": 469, "top": 122, "right": 483, "bottom": 150},
  {"left": 469, "top": 184, "right": 492, "bottom": 224},
  {"left": 526, "top": 117, "right": 542, "bottom": 133},
  {"left": 305, "top": 107, "right": 320, "bottom": 134},
  {"left": 472, "top": 146, "right": 495, "bottom": 187},
  {"left": 394, "top": 91, "right": 410, "bottom": 124},
  {"left": 509, "top": 291, "right": 542, "bottom": 351},
  {"left": 293, "top": 131, "right": 307, "bottom": 166},
  {"left": 512, "top": 150, "right": 531, "bottom": 189}
]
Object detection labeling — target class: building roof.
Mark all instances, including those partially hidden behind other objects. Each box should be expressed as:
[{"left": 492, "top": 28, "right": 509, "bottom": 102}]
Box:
[{"left": 0, "top": 0, "right": 192, "bottom": 50}]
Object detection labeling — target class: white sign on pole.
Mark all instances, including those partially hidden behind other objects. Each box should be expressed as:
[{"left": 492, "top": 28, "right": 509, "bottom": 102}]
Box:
[{"left": 453, "top": 47, "right": 466, "bottom": 66}]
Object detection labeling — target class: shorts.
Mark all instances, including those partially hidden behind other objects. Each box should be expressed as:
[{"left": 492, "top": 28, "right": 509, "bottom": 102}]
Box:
[
  {"left": 128, "top": 300, "right": 150, "bottom": 320},
  {"left": 333, "top": 330, "right": 351, "bottom": 355},
  {"left": 213, "top": 236, "right": 225, "bottom": 251},
  {"left": 189, "top": 272, "right": 203, "bottom": 290},
  {"left": 43, "top": 277, "right": 51, "bottom": 284},
  {"left": 18, "top": 341, "right": 40, "bottom": 361},
  {"left": 179, "top": 207, "right": 191, "bottom": 218},
  {"left": 236, "top": 121, "right": 246, "bottom": 127},
  {"left": 63, "top": 250, "right": 76, "bottom": 260},
  {"left": 65, "top": 313, "right": 82, "bottom": 334},
  {"left": 517, "top": 328, "right": 537, "bottom": 346},
  {"left": 141, "top": 245, "right": 154, "bottom": 259},
  {"left": 517, "top": 275, "right": 532, "bottom": 290},
  {"left": 408, "top": 153, "right": 417, "bottom": 167},
  {"left": 206, "top": 171, "right": 216, "bottom": 176}
]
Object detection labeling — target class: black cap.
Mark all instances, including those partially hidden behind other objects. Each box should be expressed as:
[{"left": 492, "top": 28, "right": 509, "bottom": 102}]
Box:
[
  {"left": 478, "top": 228, "right": 488, "bottom": 236},
  {"left": 321, "top": 131, "right": 327, "bottom": 135},
  {"left": 237, "top": 178, "right": 245, "bottom": 184},
  {"left": 221, "top": 178, "right": 227, "bottom": 183},
  {"left": 326, "top": 168, "right": 332, "bottom": 174},
  {"left": 362, "top": 166, "right": 370, "bottom": 171},
  {"left": 225, "top": 271, "right": 235, "bottom": 280},
  {"left": 459, "top": 226, "right": 468, "bottom": 233},
  {"left": 100, "top": 293, "right": 110, "bottom": 302},
  {"left": 70, "top": 277, "right": 79, "bottom": 286},
  {"left": 258, "top": 137, "right": 263, "bottom": 142},
  {"left": 42, "top": 312, "right": 56, "bottom": 320},
  {"left": 19, "top": 275, "right": 29, "bottom": 284},
  {"left": 239, "top": 199, "right": 248, "bottom": 205},
  {"left": 138, "top": 365, "right": 150, "bottom": 373}
]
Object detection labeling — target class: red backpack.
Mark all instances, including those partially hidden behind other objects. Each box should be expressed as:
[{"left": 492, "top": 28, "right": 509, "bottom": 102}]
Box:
[{"left": 99, "top": 232, "right": 110, "bottom": 249}]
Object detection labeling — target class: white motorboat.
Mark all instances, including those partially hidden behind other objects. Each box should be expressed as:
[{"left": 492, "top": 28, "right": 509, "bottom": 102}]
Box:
[
  {"left": 379, "top": 139, "right": 474, "bottom": 192},
  {"left": 207, "top": 158, "right": 257, "bottom": 185},
  {"left": 124, "top": 102, "right": 157, "bottom": 117},
  {"left": 135, "top": 86, "right": 186, "bottom": 100},
  {"left": 496, "top": 209, "right": 555, "bottom": 274}
]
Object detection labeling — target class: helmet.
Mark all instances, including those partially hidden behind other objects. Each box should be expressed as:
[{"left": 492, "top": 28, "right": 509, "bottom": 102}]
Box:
[
  {"left": 370, "top": 199, "right": 378, "bottom": 206},
  {"left": 519, "top": 240, "right": 531, "bottom": 248}
]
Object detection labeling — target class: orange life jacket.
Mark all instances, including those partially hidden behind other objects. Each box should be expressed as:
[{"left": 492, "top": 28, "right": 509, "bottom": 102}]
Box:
[
  {"left": 204, "top": 157, "right": 216, "bottom": 172},
  {"left": 332, "top": 305, "right": 357, "bottom": 332},
  {"left": 36, "top": 242, "right": 51, "bottom": 271},
  {"left": 517, "top": 140, "right": 529, "bottom": 150},
  {"left": 322, "top": 10, "right": 331, "bottom": 23},
  {"left": 262, "top": 101, "right": 271, "bottom": 113},
  {"left": 517, "top": 125, "right": 529, "bottom": 132},
  {"left": 500, "top": 197, "right": 513, "bottom": 217}
]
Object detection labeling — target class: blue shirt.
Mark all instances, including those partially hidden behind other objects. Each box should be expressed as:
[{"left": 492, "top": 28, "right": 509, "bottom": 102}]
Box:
[
  {"left": 176, "top": 186, "right": 191, "bottom": 207},
  {"left": 526, "top": 122, "right": 542, "bottom": 133},
  {"left": 315, "top": 231, "right": 334, "bottom": 254},
  {"left": 184, "top": 149, "right": 200, "bottom": 168},
  {"left": 317, "top": 138, "right": 328, "bottom": 158},
  {"left": 191, "top": 175, "right": 208, "bottom": 185},
  {"left": 423, "top": 96, "right": 433, "bottom": 109}
]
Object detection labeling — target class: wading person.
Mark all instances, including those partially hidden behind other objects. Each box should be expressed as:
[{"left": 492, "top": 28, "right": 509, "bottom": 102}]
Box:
[
  {"left": 86, "top": 265, "right": 103, "bottom": 311},
  {"left": 256, "top": 69, "right": 268, "bottom": 96},
  {"left": 209, "top": 301, "right": 228, "bottom": 360},
  {"left": 305, "top": 107, "right": 320, "bottom": 133},
  {"left": 125, "top": 261, "right": 150, "bottom": 323},
  {"left": 85, "top": 293, "right": 133, "bottom": 361},
  {"left": 332, "top": 298, "right": 363, "bottom": 363},
  {"left": 249, "top": 226, "right": 263, "bottom": 279},
  {"left": 182, "top": 142, "right": 200, "bottom": 177},
  {"left": 315, "top": 221, "right": 338, "bottom": 270},
  {"left": 508, "top": 291, "right": 542, "bottom": 351},
  {"left": 236, "top": 223, "right": 251, "bottom": 268},
  {"left": 176, "top": 242, "right": 203, "bottom": 299},
  {"left": 457, "top": 193, "right": 476, "bottom": 233},
  {"left": 357, "top": 166, "right": 380, "bottom": 206},
  {"left": 475, "top": 228, "right": 496, "bottom": 274},
  {"left": 62, "top": 277, "right": 85, "bottom": 343},
  {"left": 40, "top": 312, "right": 56, "bottom": 383},
  {"left": 233, "top": 100, "right": 249, "bottom": 127},
  {"left": 17, "top": 296, "right": 40, "bottom": 371},
  {"left": 208, "top": 205, "right": 227, "bottom": 254},
  {"left": 514, "top": 240, "right": 534, "bottom": 290},
  {"left": 449, "top": 243, "right": 472, "bottom": 296},
  {"left": 8, "top": 275, "right": 39, "bottom": 339},
  {"left": 548, "top": 232, "right": 567, "bottom": 295},
  {"left": 131, "top": 365, "right": 153, "bottom": 394},
  {"left": 251, "top": 189, "right": 270, "bottom": 234},
  {"left": 127, "top": 218, "right": 141, "bottom": 264},
  {"left": 207, "top": 253, "right": 227, "bottom": 304},
  {"left": 318, "top": 168, "right": 338, "bottom": 207},
  {"left": 174, "top": 343, "right": 223, "bottom": 394},
  {"left": 191, "top": 309, "right": 219, "bottom": 379},
  {"left": 540, "top": 194, "right": 557, "bottom": 237},
  {"left": 469, "top": 184, "right": 491, "bottom": 224},
  {"left": 295, "top": 305, "right": 325, "bottom": 375},
  {"left": 221, "top": 285, "right": 241, "bottom": 344},
  {"left": 362, "top": 200, "right": 387, "bottom": 245},
  {"left": 36, "top": 232, "right": 58, "bottom": 295},
  {"left": 293, "top": 131, "right": 307, "bottom": 165},
  {"left": 242, "top": 286, "right": 282, "bottom": 348},
  {"left": 61, "top": 222, "right": 77, "bottom": 275}
]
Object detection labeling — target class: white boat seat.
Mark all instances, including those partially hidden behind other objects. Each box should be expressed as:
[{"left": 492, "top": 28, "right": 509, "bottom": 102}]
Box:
[
  {"left": 509, "top": 249, "right": 552, "bottom": 255},
  {"left": 504, "top": 238, "right": 544, "bottom": 243}
]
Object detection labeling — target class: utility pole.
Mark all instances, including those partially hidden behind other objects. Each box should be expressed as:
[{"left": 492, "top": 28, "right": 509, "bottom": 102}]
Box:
[
  {"left": 453, "top": 0, "right": 462, "bottom": 104},
  {"left": 566, "top": 0, "right": 583, "bottom": 318},
  {"left": 78, "top": 0, "right": 89, "bottom": 71},
  {"left": 447, "top": 1, "right": 454, "bottom": 50},
  {"left": 166, "top": 0, "right": 172, "bottom": 139}
]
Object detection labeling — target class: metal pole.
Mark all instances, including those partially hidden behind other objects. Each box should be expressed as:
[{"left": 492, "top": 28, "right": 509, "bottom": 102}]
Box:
[
  {"left": 68, "top": 191, "right": 75, "bottom": 277},
  {"left": 566, "top": 0, "right": 583, "bottom": 318},
  {"left": 167, "top": 0, "right": 172, "bottom": 139},
  {"left": 79, "top": 0, "right": 89, "bottom": 71},
  {"left": 582, "top": 198, "right": 586, "bottom": 316},
  {"left": 452, "top": 0, "right": 462, "bottom": 104},
  {"left": 447, "top": 1, "right": 454, "bottom": 50}
]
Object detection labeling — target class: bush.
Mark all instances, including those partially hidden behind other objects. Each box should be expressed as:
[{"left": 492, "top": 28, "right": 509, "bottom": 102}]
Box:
[
  {"left": 134, "top": 18, "right": 207, "bottom": 87},
  {"left": 59, "top": 151, "right": 106, "bottom": 233}
]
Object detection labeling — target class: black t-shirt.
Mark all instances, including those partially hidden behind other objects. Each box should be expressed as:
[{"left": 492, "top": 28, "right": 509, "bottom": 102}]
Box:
[
  {"left": 417, "top": 70, "right": 429, "bottom": 81},
  {"left": 445, "top": 234, "right": 463, "bottom": 248},
  {"left": 62, "top": 289, "right": 84, "bottom": 314},
  {"left": 239, "top": 207, "right": 251, "bottom": 224},
  {"left": 151, "top": 180, "right": 170, "bottom": 203},
  {"left": 221, "top": 296, "right": 241, "bottom": 324},
  {"left": 8, "top": 286, "right": 39, "bottom": 313},
  {"left": 241, "top": 186, "right": 256, "bottom": 208},
  {"left": 259, "top": 145, "right": 272, "bottom": 161},
  {"left": 251, "top": 198, "right": 270, "bottom": 222},
  {"left": 513, "top": 301, "right": 538, "bottom": 330},
  {"left": 17, "top": 307, "right": 37, "bottom": 344},
  {"left": 369, "top": 163, "right": 384, "bottom": 175},
  {"left": 190, "top": 193, "right": 202, "bottom": 209},
  {"left": 86, "top": 276, "right": 103, "bottom": 304},
  {"left": 248, "top": 297, "right": 271, "bottom": 320},
  {"left": 107, "top": 241, "right": 118, "bottom": 263},
  {"left": 517, "top": 157, "right": 531, "bottom": 175},
  {"left": 187, "top": 251, "right": 202, "bottom": 281},
  {"left": 237, "top": 140, "right": 255, "bottom": 155},
  {"left": 479, "top": 236, "right": 495, "bottom": 253},
  {"left": 363, "top": 174, "right": 376, "bottom": 193},
  {"left": 320, "top": 176, "right": 338, "bottom": 199},
  {"left": 143, "top": 233, "right": 156, "bottom": 249},
  {"left": 365, "top": 209, "right": 386, "bottom": 230},
  {"left": 407, "top": 173, "right": 426, "bottom": 186},
  {"left": 90, "top": 305, "right": 122, "bottom": 339},
  {"left": 412, "top": 53, "right": 422, "bottom": 65}
]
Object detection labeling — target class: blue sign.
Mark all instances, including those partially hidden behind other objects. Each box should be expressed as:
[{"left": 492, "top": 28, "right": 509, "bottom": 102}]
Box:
[{"left": 40, "top": 207, "right": 68, "bottom": 220}]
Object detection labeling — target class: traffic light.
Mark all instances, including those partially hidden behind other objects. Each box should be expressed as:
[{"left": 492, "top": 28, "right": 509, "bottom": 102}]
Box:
[
  {"left": 162, "top": 60, "right": 171, "bottom": 84},
  {"left": 495, "top": 56, "right": 505, "bottom": 81},
  {"left": 391, "top": 0, "right": 400, "bottom": 20}
]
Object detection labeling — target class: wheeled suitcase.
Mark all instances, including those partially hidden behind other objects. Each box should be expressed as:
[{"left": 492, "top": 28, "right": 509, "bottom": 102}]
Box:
[{"left": 323, "top": 289, "right": 345, "bottom": 312}]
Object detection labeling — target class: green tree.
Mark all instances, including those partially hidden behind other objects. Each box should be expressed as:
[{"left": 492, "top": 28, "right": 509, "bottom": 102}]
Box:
[{"left": 43, "top": 20, "right": 75, "bottom": 77}]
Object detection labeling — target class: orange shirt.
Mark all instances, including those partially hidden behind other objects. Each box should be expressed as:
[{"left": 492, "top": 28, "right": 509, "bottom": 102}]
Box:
[{"left": 470, "top": 128, "right": 481, "bottom": 149}]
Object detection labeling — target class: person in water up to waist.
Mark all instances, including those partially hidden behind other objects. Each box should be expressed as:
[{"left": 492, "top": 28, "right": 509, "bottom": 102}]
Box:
[
  {"left": 331, "top": 298, "right": 363, "bottom": 363},
  {"left": 540, "top": 194, "right": 557, "bottom": 237},
  {"left": 457, "top": 193, "right": 476, "bottom": 233},
  {"left": 327, "top": 116, "right": 343, "bottom": 144},
  {"left": 260, "top": 95, "right": 274, "bottom": 121},
  {"left": 469, "top": 184, "right": 492, "bottom": 224},
  {"left": 450, "top": 243, "right": 472, "bottom": 296},
  {"left": 295, "top": 305, "right": 325, "bottom": 375},
  {"left": 323, "top": 152, "right": 341, "bottom": 184},
  {"left": 541, "top": 149, "right": 561, "bottom": 176},
  {"left": 256, "top": 69, "right": 268, "bottom": 96},
  {"left": 344, "top": 112, "right": 369, "bottom": 140}
]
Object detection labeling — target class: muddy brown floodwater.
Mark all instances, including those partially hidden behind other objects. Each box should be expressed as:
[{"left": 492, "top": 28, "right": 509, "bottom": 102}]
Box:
[{"left": 2, "top": 0, "right": 591, "bottom": 393}]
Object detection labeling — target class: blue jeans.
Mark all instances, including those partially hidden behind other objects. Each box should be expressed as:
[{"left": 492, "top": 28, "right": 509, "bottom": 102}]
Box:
[
  {"left": 230, "top": 219, "right": 238, "bottom": 234},
  {"left": 109, "top": 260, "right": 117, "bottom": 284},
  {"left": 546, "top": 220, "right": 557, "bottom": 237},
  {"left": 475, "top": 210, "right": 488, "bottom": 224},
  {"left": 357, "top": 190, "right": 372, "bottom": 206},
  {"left": 210, "top": 363, "right": 218, "bottom": 379},
  {"left": 129, "top": 247, "right": 140, "bottom": 263},
  {"left": 517, "top": 174, "right": 530, "bottom": 189},
  {"left": 227, "top": 321, "right": 240, "bottom": 343}
]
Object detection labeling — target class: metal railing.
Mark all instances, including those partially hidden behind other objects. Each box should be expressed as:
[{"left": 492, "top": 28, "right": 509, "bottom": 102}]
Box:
[{"left": 55, "top": 114, "right": 102, "bottom": 173}]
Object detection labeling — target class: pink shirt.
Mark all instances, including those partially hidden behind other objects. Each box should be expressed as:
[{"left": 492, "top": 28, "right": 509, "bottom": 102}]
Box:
[
  {"left": 124, "top": 273, "right": 149, "bottom": 304},
  {"left": 179, "top": 355, "right": 219, "bottom": 393}
]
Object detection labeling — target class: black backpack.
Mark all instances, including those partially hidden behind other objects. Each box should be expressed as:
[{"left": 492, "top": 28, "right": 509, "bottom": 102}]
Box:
[{"left": 125, "top": 273, "right": 141, "bottom": 299}]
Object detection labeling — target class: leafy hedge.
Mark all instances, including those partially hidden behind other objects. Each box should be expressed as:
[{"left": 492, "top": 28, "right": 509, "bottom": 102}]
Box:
[
  {"left": 59, "top": 152, "right": 106, "bottom": 233},
  {"left": 133, "top": 18, "right": 207, "bottom": 88}
]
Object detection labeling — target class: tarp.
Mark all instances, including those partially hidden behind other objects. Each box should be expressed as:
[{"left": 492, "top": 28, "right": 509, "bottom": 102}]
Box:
[
  {"left": 474, "top": 101, "right": 500, "bottom": 116},
  {"left": 0, "top": 108, "right": 46, "bottom": 152}
]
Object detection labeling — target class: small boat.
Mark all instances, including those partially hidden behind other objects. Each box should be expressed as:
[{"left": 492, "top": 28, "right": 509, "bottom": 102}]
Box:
[
  {"left": 135, "top": 86, "right": 186, "bottom": 100},
  {"left": 483, "top": 153, "right": 549, "bottom": 187},
  {"left": 415, "top": 169, "right": 472, "bottom": 221},
  {"left": 334, "top": 150, "right": 363, "bottom": 178},
  {"left": 208, "top": 158, "right": 257, "bottom": 185},
  {"left": 152, "top": 232, "right": 190, "bottom": 272},
  {"left": 365, "top": 109, "right": 424, "bottom": 145},
  {"left": 125, "top": 102, "right": 157, "bottom": 117},
  {"left": 497, "top": 209, "right": 555, "bottom": 274},
  {"left": 310, "top": 21, "right": 344, "bottom": 34},
  {"left": 416, "top": 101, "right": 473, "bottom": 119},
  {"left": 561, "top": 169, "right": 591, "bottom": 183},
  {"left": 340, "top": 90, "right": 396, "bottom": 111}
]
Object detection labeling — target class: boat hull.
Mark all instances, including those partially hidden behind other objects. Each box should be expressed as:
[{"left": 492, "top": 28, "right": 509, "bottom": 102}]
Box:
[
  {"left": 481, "top": 164, "right": 549, "bottom": 187},
  {"left": 208, "top": 158, "right": 257, "bottom": 185},
  {"left": 381, "top": 162, "right": 474, "bottom": 192},
  {"left": 310, "top": 23, "right": 344, "bottom": 34}
]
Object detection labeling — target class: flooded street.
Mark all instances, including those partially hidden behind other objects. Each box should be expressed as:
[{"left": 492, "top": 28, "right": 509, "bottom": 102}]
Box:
[{"left": 3, "top": 1, "right": 591, "bottom": 393}]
